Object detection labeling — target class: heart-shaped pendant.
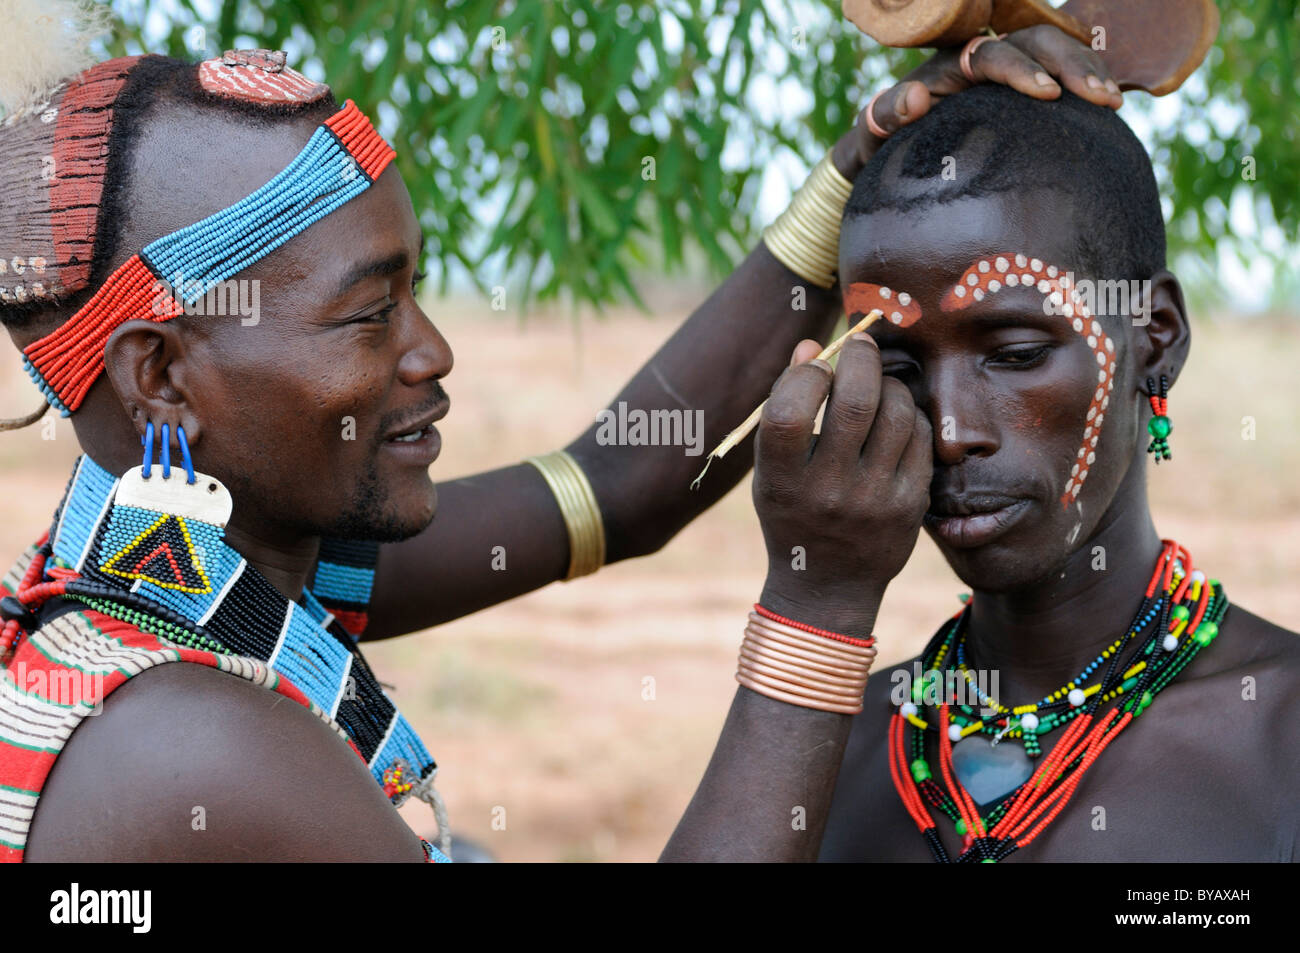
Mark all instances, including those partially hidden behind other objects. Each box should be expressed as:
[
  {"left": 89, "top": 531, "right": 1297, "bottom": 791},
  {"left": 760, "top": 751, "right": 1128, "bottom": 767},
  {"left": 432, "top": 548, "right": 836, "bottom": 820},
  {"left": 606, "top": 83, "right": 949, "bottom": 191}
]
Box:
[{"left": 951, "top": 734, "right": 1035, "bottom": 806}]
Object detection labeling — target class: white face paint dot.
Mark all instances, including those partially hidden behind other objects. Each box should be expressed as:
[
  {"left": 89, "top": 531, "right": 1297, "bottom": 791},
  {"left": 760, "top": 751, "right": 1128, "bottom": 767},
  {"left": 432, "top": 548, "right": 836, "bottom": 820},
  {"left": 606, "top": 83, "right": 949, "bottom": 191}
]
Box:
[
  {"left": 1049, "top": 291, "right": 1063, "bottom": 306},
  {"left": 1030, "top": 258, "right": 1042, "bottom": 272},
  {"left": 1071, "top": 463, "right": 1079, "bottom": 476},
  {"left": 1095, "top": 386, "right": 1104, "bottom": 400},
  {"left": 1087, "top": 406, "right": 1097, "bottom": 420},
  {"left": 1064, "top": 481, "right": 1073, "bottom": 495},
  {"left": 1096, "top": 351, "right": 1107, "bottom": 366},
  {"left": 890, "top": 312, "right": 902, "bottom": 323},
  {"left": 1079, "top": 448, "right": 1087, "bottom": 458},
  {"left": 1079, "top": 468, "right": 1088, "bottom": 481},
  {"left": 955, "top": 285, "right": 966, "bottom": 298},
  {"left": 1098, "top": 369, "right": 1107, "bottom": 382},
  {"left": 1087, "top": 451, "right": 1096, "bottom": 465},
  {"left": 1104, "top": 337, "right": 1114, "bottom": 352},
  {"left": 898, "top": 292, "right": 911, "bottom": 306},
  {"left": 1015, "top": 254, "right": 1028, "bottom": 268},
  {"left": 973, "top": 288, "right": 985, "bottom": 301},
  {"left": 1085, "top": 425, "right": 1093, "bottom": 437},
  {"left": 1086, "top": 334, "right": 1096, "bottom": 347},
  {"left": 880, "top": 286, "right": 892, "bottom": 299},
  {"left": 995, "top": 257, "right": 1009, "bottom": 273},
  {"left": 1037, "top": 279, "right": 1051, "bottom": 294},
  {"left": 978, "top": 260, "right": 990, "bottom": 273},
  {"left": 968, "top": 274, "right": 979, "bottom": 286},
  {"left": 1095, "top": 413, "right": 1104, "bottom": 427},
  {"left": 1091, "top": 320, "right": 1101, "bottom": 336},
  {"left": 1006, "top": 273, "right": 1019, "bottom": 287},
  {"left": 1101, "top": 395, "right": 1109, "bottom": 409},
  {"left": 1073, "top": 318, "right": 1084, "bottom": 332},
  {"left": 1062, "top": 303, "right": 1074, "bottom": 317},
  {"left": 1090, "top": 435, "right": 1098, "bottom": 446},
  {"left": 988, "top": 280, "right": 1001, "bottom": 293},
  {"left": 1047, "top": 265, "right": 1058, "bottom": 277}
]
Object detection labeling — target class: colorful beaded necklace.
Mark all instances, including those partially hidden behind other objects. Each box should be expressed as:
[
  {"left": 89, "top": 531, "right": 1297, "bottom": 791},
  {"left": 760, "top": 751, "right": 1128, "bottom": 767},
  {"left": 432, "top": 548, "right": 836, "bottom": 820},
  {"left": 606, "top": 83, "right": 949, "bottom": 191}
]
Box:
[
  {"left": 0, "top": 454, "right": 449, "bottom": 856},
  {"left": 889, "top": 539, "right": 1227, "bottom": 862}
]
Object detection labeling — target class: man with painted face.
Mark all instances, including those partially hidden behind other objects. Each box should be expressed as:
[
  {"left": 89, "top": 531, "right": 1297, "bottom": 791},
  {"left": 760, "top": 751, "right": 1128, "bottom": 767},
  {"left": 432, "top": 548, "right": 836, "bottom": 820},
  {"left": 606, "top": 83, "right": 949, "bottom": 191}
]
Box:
[{"left": 665, "top": 82, "right": 1300, "bottom": 863}]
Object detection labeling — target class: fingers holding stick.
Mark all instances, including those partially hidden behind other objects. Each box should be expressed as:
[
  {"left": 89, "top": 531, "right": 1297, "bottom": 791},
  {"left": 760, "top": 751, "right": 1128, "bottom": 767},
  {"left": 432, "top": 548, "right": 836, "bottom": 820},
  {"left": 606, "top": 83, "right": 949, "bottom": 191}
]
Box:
[{"left": 690, "top": 310, "right": 883, "bottom": 489}]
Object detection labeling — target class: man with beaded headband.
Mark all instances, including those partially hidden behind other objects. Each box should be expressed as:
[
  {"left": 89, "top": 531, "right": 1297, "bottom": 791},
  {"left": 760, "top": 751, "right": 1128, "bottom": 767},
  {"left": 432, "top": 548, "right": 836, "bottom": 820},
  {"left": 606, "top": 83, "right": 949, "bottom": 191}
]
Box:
[
  {"left": 664, "top": 45, "right": 1300, "bottom": 861},
  {"left": 0, "top": 2, "right": 1196, "bottom": 862}
]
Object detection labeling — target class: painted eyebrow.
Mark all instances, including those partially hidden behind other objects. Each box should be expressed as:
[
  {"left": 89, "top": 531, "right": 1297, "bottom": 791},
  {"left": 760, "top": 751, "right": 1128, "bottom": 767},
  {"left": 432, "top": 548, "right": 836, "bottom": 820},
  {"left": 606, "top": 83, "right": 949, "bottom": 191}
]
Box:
[{"left": 331, "top": 232, "right": 426, "bottom": 300}]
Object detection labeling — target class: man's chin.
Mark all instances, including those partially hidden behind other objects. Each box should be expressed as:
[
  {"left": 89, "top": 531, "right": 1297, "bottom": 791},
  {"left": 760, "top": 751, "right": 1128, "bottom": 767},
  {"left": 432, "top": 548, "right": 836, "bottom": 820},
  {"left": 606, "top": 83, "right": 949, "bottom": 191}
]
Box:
[
  {"left": 929, "top": 529, "right": 1072, "bottom": 596},
  {"left": 326, "top": 484, "right": 438, "bottom": 542}
]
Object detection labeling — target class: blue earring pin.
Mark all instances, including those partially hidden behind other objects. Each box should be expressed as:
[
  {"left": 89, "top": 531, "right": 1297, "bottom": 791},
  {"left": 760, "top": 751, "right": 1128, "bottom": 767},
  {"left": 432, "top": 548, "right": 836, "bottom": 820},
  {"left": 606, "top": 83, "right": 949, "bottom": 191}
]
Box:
[
  {"left": 140, "top": 421, "right": 197, "bottom": 485},
  {"left": 126, "top": 419, "right": 230, "bottom": 526}
]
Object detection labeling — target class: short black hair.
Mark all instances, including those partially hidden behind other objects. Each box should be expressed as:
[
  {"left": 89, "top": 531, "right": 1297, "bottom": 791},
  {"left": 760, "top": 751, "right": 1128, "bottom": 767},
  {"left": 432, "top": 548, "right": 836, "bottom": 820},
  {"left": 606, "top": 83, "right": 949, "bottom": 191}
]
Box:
[{"left": 844, "top": 84, "right": 1165, "bottom": 282}]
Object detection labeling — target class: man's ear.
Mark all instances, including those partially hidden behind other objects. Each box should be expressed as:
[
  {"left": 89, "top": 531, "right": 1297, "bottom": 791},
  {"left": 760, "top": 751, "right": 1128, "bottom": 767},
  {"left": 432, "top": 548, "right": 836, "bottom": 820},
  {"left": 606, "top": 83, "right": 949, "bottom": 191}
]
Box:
[
  {"left": 1135, "top": 270, "right": 1191, "bottom": 392},
  {"left": 102, "top": 319, "right": 203, "bottom": 447}
]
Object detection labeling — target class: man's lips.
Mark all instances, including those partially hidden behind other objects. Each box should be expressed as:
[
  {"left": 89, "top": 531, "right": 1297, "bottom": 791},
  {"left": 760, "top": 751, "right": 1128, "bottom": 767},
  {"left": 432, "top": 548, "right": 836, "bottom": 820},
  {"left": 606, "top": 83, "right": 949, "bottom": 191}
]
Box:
[
  {"left": 381, "top": 396, "right": 450, "bottom": 465},
  {"left": 923, "top": 494, "right": 1032, "bottom": 549},
  {"left": 383, "top": 396, "right": 450, "bottom": 443}
]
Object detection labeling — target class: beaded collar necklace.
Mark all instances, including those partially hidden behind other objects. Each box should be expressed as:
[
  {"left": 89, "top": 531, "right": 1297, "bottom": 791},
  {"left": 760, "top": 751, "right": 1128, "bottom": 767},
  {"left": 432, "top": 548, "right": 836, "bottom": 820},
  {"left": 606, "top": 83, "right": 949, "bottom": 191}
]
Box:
[
  {"left": 15, "top": 454, "right": 447, "bottom": 850},
  {"left": 889, "top": 539, "right": 1228, "bottom": 862}
]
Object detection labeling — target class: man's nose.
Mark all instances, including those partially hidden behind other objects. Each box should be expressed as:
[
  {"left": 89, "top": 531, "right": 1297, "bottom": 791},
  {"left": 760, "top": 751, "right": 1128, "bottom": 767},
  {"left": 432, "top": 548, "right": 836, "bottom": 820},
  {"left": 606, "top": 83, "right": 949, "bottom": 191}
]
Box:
[
  {"left": 397, "top": 306, "right": 453, "bottom": 386},
  {"left": 926, "top": 360, "right": 999, "bottom": 466}
]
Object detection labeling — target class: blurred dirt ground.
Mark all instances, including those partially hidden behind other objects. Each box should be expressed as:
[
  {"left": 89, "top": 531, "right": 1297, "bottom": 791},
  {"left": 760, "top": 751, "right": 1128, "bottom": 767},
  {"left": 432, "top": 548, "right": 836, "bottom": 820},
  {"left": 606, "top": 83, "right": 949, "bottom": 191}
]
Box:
[{"left": 2, "top": 294, "right": 1296, "bottom": 862}]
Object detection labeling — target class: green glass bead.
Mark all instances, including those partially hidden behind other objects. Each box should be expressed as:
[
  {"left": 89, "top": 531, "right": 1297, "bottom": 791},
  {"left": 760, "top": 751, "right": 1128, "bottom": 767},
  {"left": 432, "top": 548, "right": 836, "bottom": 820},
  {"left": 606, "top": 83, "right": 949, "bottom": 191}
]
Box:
[
  {"left": 981, "top": 858, "right": 997, "bottom": 863},
  {"left": 910, "top": 759, "right": 931, "bottom": 782},
  {"left": 1147, "top": 415, "right": 1171, "bottom": 438},
  {"left": 1171, "top": 605, "right": 1190, "bottom": 621},
  {"left": 956, "top": 819, "right": 967, "bottom": 835}
]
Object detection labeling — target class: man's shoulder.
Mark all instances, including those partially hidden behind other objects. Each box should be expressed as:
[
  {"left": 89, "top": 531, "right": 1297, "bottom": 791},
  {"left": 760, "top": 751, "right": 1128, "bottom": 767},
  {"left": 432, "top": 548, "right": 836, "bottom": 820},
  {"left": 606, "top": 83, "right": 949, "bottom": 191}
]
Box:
[
  {"left": 25, "top": 661, "right": 425, "bottom": 862},
  {"left": 1197, "top": 602, "right": 1300, "bottom": 699},
  {"left": 1219, "top": 602, "right": 1300, "bottom": 659}
]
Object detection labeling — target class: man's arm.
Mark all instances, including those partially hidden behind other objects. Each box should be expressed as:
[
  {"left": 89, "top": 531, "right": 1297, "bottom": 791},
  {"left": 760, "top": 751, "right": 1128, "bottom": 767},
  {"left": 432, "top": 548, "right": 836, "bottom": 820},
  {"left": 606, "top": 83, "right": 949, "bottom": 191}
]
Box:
[
  {"left": 367, "top": 243, "right": 841, "bottom": 638},
  {"left": 25, "top": 663, "right": 427, "bottom": 862}
]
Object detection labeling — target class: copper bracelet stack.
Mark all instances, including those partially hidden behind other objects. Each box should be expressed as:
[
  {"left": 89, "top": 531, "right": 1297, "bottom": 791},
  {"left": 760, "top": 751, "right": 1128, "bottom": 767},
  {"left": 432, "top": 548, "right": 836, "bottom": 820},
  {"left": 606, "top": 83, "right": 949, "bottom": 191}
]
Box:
[{"left": 736, "top": 608, "right": 877, "bottom": 715}]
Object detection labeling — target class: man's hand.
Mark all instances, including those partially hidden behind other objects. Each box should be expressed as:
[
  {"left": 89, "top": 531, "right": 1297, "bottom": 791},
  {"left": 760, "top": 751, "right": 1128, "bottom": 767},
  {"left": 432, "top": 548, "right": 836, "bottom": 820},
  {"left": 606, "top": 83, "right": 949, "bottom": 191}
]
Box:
[
  {"left": 832, "top": 24, "right": 1123, "bottom": 178},
  {"left": 753, "top": 334, "right": 932, "bottom": 637}
]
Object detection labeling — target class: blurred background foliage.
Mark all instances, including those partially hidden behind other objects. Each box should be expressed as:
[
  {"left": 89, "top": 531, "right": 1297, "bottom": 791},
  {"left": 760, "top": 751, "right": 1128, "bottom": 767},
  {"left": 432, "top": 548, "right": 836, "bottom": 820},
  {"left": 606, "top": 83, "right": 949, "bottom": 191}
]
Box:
[{"left": 101, "top": 0, "right": 1298, "bottom": 311}]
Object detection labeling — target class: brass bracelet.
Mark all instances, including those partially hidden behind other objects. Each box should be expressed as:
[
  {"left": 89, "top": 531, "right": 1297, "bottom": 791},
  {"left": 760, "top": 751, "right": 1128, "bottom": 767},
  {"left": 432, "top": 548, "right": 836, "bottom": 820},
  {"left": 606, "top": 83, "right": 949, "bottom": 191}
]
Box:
[
  {"left": 761, "top": 150, "right": 855, "bottom": 290},
  {"left": 735, "top": 613, "right": 876, "bottom": 715},
  {"left": 736, "top": 671, "right": 865, "bottom": 716},
  {"left": 525, "top": 450, "right": 606, "bottom": 580}
]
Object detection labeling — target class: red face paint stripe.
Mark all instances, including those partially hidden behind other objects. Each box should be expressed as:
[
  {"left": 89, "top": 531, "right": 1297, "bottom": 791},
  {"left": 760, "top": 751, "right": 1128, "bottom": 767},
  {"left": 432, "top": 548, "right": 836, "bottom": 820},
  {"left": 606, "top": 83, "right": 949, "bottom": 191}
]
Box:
[
  {"left": 844, "top": 282, "right": 923, "bottom": 327},
  {"left": 940, "top": 253, "right": 1116, "bottom": 510}
]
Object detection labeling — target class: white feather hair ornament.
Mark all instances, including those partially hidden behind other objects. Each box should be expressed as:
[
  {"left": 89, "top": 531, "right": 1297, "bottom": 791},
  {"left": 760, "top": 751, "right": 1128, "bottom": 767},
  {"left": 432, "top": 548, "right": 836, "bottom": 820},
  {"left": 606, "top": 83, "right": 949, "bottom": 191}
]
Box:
[{"left": 0, "top": 0, "right": 112, "bottom": 118}]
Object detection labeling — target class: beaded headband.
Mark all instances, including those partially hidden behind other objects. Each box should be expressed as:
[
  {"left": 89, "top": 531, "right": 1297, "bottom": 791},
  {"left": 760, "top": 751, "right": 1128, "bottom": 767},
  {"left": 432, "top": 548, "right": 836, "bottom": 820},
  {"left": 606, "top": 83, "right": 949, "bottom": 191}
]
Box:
[{"left": 21, "top": 98, "right": 396, "bottom": 415}]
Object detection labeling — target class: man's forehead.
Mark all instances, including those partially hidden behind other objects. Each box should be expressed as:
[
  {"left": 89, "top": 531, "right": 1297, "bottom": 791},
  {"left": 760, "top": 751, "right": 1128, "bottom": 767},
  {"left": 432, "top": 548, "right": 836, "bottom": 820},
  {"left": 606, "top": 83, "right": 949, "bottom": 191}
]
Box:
[
  {"left": 839, "top": 189, "right": 1084, "bottom": 291},
  {"left": 120, "top": 108, "right": 320, "bottom": 252}
]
